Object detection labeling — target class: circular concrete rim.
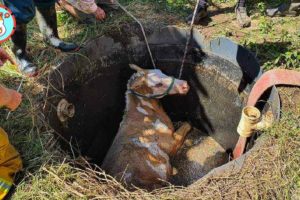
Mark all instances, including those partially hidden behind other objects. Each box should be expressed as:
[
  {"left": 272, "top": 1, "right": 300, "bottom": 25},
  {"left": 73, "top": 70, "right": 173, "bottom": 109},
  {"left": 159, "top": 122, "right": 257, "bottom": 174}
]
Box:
[{"left": 45, "top": 25, "right": 281, "bottom": 186}]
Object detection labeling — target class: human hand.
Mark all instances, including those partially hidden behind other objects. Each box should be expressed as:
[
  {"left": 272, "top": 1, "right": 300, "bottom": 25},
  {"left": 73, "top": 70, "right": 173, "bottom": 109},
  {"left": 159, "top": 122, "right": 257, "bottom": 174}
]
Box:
[
  {"left": 0, "top": 48, "right": 16, "bottom": 67},
  {"left": 94, "top": 7, "right": 106, "bottom": 21},
  {"left": 6, "top": 90, "right": 22, "bottom": 111},
  {"left": 0, "top": 85, "right": 22, "bottom": 111}
]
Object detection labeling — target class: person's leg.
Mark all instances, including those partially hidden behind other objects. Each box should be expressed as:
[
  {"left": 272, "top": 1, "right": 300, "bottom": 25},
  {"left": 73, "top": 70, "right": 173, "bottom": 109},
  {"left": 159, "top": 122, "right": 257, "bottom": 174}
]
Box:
[
  {"left": 3, "top": 0, "right": 35, "bottom": 24},
  {"left": 34, "top": 0, "right": 79, "bottom": 52},
  {"left": 3, "top": 0, "right": 37, "bottom": 76},
  {"left": 57, "top": 0, "right": 98, "bottom": 24},
  {"left": 237, "top": 0, "right": 246, "bottom": 7},
  {"left": 58, "top": 0, "right": 117, "bottom": 24},
  {"left": 235, "top": 0, "right": 251, "bottom": 28},
  {"left": 10, "top": 24, "right": 38, "bottom": 76},
  {"left": 266, "top": 0, "right": 300, "bottom": 17},
  {"left": 186, "top": 0, "right": 209, "bottom": 24}
]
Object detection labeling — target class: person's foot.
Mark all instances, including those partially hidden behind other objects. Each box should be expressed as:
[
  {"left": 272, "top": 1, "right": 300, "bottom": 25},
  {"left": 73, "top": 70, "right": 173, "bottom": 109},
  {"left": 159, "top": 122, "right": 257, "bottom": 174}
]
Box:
[
  {"left": 45, "top": 36, "right": 79, "bottom": 52},
  {"left": 15, "top": 54, "right": 38, "bottom": 77},
  {"left": 36, "top": 6, "right": 80, "bottom": 52},
  {"left": 186, "top": 2, "right": 209, "bottom": 24},
  {"left": 11, "top": 23, "right": 38, "bottom": 77},
  {"left": 266, "top": 2, "right": 300, "bottom": 17},
  {"left": 235, "top": 6, "right": 251, "bottom": 28}
]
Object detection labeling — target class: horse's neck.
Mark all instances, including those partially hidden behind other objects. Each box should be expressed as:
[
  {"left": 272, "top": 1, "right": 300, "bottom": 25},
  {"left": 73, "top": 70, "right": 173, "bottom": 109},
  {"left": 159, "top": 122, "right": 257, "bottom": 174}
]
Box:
[{"left": 125, "top": 91, "right": 160, "bottom": 114}]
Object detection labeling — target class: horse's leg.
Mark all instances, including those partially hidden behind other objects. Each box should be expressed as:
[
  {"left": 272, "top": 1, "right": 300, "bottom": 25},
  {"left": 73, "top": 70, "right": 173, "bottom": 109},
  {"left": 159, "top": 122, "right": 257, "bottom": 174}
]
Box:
[{"left": 170, "top": 122, "right": 191, "bottom": 155}]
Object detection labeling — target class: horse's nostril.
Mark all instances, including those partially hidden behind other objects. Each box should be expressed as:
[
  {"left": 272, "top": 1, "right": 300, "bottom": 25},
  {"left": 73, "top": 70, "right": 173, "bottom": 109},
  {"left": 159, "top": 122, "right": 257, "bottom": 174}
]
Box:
[
  {"left": 178, "top": 83, "right": 189, "bottom": 94},
  {"left": 182, "top": 83, "right": 189, "bottom": 90}
]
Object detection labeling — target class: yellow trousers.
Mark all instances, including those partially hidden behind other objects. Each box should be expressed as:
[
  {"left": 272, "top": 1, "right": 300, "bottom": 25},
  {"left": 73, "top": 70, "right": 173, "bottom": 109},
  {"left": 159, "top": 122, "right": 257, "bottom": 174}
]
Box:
[{"left": 0, "top": 128, "right": 22, "bottom": 200}]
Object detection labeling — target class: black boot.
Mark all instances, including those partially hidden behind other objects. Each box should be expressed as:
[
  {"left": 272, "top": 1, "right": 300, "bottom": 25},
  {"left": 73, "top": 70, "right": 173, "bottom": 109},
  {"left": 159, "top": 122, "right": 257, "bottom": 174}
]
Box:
[
  {"left": 36, "top": 6, "right": 79, "bottom": 52},
  {"left": 186, "top": 0, "right": 209, "bottom": 24},
  {"left": 11, "top": 24, "right": 38, "bottom": 77},
  {"left": 98, "top": 0, "right": 119, "bottom": 10}
]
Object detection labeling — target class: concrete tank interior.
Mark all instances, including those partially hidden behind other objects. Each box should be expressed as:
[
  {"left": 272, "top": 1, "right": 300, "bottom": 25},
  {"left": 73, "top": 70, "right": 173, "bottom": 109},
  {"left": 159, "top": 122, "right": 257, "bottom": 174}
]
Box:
[{"left": 44, "top": 26, "right": 280, "bottom": 187}]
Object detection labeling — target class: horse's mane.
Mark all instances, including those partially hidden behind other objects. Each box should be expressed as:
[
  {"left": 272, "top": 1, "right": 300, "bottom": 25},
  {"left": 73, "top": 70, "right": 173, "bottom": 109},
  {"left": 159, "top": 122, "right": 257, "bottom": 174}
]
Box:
[{"left": 127, "top": 71, "right": 145, "bottom": 89}]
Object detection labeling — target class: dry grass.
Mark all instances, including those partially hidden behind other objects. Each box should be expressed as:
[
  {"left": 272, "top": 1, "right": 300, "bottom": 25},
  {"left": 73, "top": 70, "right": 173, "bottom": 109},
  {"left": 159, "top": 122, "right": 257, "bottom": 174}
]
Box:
[
  {"left": 0, "top": 0, "right": 299, "bottom": 199},
  {"left": 10, "top": 100, "right": 299, "bottom": 200}
]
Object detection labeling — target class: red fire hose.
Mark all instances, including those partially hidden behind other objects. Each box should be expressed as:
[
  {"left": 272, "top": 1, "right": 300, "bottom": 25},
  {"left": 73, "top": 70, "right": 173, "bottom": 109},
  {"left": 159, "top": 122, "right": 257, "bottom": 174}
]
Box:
[{"left": 233, "top": 69, "right": 300, "bottom": 159}]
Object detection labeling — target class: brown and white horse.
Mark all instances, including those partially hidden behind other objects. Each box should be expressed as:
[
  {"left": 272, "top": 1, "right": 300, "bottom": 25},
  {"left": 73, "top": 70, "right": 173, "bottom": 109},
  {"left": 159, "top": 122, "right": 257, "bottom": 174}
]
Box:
[{"left": 102, "top": 64, "right": 191, "bottom": 189}]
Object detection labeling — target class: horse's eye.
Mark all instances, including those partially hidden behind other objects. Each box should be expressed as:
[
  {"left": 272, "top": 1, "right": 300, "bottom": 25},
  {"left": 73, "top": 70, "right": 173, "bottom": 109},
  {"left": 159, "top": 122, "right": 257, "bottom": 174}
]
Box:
[{"left": 155, "top": 83, "right": 163, "bottom": 87}]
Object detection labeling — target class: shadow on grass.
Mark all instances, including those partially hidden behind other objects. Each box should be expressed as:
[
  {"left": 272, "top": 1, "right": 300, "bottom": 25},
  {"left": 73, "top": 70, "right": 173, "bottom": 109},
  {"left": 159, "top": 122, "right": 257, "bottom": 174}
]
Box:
[{"left": 245, "top": 41, "right": 293, "bottom": 69}]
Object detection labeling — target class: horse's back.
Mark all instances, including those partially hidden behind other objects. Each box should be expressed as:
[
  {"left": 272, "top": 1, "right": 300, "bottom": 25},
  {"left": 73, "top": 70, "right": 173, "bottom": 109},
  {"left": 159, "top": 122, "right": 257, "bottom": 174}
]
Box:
[{"left": 102, "top": 130, "right": 172, "bottom": 187}]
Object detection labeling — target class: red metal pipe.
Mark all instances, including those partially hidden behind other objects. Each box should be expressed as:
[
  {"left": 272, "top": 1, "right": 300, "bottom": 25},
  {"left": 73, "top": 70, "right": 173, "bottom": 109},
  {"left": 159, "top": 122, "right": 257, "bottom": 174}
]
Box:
[
  {"left": 247, "top": 69, "right": 300, "bottom": 106},
  {"left": 233, "top": 69, "right": 300, "bottom": 160}
]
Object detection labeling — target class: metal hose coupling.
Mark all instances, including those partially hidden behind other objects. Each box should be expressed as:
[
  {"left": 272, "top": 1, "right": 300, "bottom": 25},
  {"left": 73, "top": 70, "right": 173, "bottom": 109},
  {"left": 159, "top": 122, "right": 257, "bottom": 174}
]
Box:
[{"left": 57, "top": 99, "right": 75, "bottom": 123}]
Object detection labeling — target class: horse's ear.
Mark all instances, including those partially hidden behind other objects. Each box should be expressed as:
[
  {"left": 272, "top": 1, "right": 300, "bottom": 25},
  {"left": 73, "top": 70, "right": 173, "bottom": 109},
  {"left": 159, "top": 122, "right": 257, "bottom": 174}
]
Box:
[{"left": 129, "top": 64, "right": 144, "bottom": 72}]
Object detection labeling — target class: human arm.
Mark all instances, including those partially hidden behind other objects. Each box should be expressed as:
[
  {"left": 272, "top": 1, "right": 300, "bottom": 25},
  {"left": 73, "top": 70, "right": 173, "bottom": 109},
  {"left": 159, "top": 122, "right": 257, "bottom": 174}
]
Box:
[
  {"left": 0, "top": 85, "right": 22, "bottom": 111},
  {"left": 66, "top": 0, "right": 106, "bottom": 20},
  {"left": 0, "top": 48, "right": 21, "bottom": 111}
]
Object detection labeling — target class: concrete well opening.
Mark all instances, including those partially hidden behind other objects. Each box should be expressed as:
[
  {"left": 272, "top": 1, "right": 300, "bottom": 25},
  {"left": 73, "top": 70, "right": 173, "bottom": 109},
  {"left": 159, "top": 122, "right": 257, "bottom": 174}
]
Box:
[{"left": 44, "top": 26, "right": 280, "bottom": 187}]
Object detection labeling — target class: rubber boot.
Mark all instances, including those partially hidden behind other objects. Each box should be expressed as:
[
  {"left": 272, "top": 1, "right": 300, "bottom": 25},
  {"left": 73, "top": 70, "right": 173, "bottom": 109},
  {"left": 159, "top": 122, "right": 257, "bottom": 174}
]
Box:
[
  {"left": 186, "top": 1, "right": 209, "bottom": 24},
  {"left": 266, "top": 0, "right": 300, "bottom": 17},
  {"left": 36, "top": 6, "right": 79, "bottom": 52},
  {"left": 235, "top": 5, "right": 251, "bottom": 28},
  {"left": 11, "top": 24, "right": 38, "bottom": 77}
]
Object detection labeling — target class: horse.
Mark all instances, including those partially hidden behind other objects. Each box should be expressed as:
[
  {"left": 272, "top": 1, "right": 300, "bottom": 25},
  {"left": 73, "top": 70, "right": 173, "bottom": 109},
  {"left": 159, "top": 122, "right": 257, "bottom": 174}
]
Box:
[{"left": 102, "top": 64, "right": 191, "bottom": 189}]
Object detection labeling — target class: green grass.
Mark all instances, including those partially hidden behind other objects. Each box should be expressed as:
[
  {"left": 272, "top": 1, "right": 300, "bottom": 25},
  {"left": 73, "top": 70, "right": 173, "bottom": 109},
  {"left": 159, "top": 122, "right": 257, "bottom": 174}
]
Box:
[{"left": 0, "top": 0, "right": 299, "bottom": 199}]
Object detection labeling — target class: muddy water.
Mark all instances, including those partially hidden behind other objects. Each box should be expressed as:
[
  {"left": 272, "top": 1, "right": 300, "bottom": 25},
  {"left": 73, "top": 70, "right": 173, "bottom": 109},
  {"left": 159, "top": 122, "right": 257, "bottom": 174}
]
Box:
[
  {"left": 160, "top": 60, "right": 247, "bottom": 149},
  {"left": 158, "top": 61, "right": 246, "bottom": 186},
  {"left": 170, "top": 128, "right": 228, "bottom": 186}
]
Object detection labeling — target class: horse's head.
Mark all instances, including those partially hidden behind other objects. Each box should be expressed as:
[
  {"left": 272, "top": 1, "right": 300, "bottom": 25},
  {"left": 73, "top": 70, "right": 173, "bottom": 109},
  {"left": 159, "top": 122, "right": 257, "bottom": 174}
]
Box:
[{"left": 128, "top": 64, "right": 189, "bottom": 99}]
